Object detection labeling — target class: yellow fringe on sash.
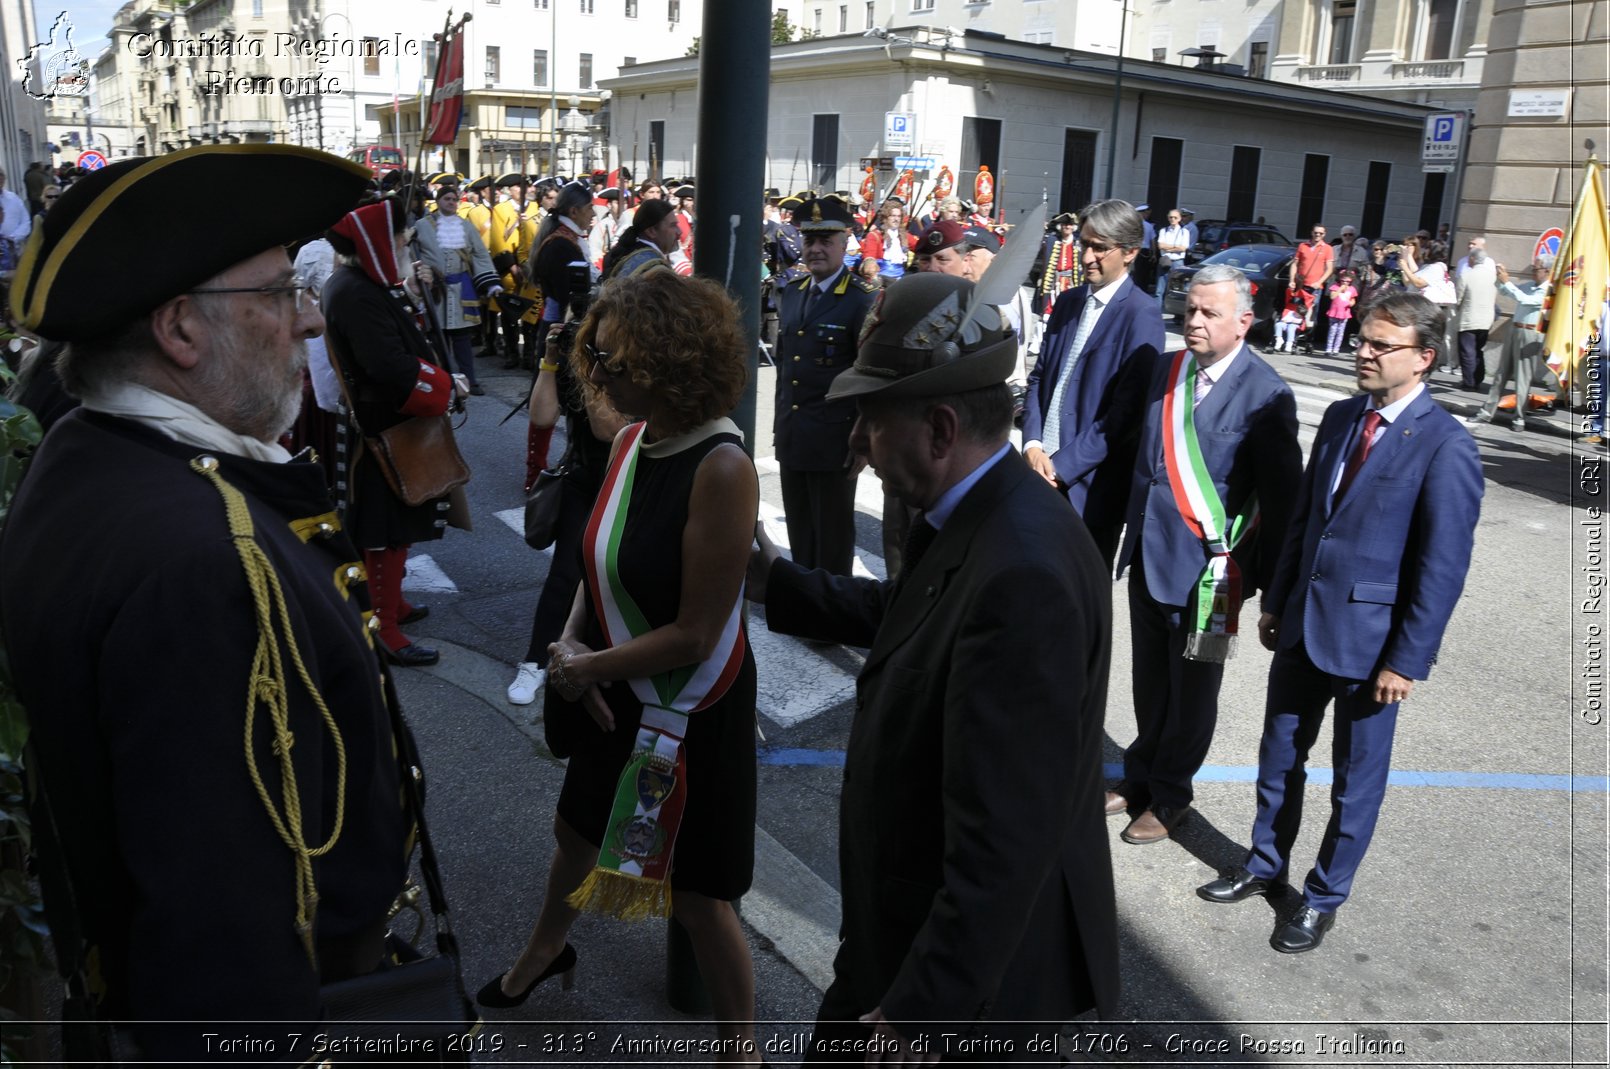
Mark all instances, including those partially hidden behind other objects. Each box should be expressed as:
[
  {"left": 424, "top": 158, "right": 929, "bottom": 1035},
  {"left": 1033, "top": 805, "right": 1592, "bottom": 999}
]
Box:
[{"left": 566, "top": 868, "right": 672, "bottom": 921}]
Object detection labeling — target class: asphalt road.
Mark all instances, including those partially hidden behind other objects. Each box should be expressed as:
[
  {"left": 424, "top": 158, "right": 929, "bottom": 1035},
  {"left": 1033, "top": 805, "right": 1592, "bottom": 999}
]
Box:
[{"left": 390, "top": 321, "right": 1607, "bottom": 1068}]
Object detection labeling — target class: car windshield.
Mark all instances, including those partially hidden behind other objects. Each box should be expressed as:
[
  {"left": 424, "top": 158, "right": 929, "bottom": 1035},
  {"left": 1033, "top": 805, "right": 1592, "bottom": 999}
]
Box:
[{"left": 1201, "top": 247, "right": 1290, "bottom": 272}]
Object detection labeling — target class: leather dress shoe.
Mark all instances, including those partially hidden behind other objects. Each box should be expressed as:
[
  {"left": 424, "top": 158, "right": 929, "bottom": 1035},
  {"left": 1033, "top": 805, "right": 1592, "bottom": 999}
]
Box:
[
  {"left": 381, "top": 643, "right": 440, "bottom": 667},
  {"left": 1120, "top": 805, "right": 1189, "bottom": 845},
  {"left": 1197, "top": 866, "right": 1283, "bottom": 904},
  {"left": 1103, "top": 791, "right": 1131, "bottom": 817},
  {"left": 399, "top": 604, "right": 430, "bottom": 626},
  {"left": 1271, "top": 905, "right": 1336, "bottom": 954}
]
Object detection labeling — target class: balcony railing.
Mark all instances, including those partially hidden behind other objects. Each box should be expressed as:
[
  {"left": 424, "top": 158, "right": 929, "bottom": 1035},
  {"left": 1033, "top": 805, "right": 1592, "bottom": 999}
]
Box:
[
  {"left": 1295, "top": 64, "right": 1360, "bottom": 82},
  {"left": 1389, "top": 60, "right": 1465, "bottom": 80}
]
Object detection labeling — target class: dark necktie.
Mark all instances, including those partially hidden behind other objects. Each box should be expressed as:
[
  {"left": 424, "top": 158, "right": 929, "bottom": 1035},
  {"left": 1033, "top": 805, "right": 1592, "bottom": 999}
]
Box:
[
  {"left": 1335, "top": 409, "right": 1384, "bottom": 501},
  {"left": 900, "top": 514, "right": 937, "bottom": 581},
  {"left": 802, "top": 284, "right": 821, "bottom": 321}
]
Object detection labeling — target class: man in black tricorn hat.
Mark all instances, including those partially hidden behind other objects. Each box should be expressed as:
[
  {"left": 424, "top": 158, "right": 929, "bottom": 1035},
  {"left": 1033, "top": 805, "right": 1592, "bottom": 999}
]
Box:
[
  {"left": 0, "top": 145, "right": 416, "bottom": 1056},
  {"left": 748, "top": 271, "right": 1119, "bottom": 1059}
]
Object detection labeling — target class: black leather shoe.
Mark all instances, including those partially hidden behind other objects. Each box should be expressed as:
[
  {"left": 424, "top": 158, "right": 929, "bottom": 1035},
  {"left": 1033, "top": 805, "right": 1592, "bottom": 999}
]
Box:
[
  {"left": 1197, "top": 866, "right": 1282, "bottom": 904},
  {"left": 381, "top": 643, "right": 439, "bottom": 667},
  {"left": 477, "top": 943, "right": 578, "bottom": 1009},
  {"left": 1271, "top": 905, "right": 1336, "bottom": 954},
  {"left": 399, "top": 604, "right": 430, "bottom": 626}
]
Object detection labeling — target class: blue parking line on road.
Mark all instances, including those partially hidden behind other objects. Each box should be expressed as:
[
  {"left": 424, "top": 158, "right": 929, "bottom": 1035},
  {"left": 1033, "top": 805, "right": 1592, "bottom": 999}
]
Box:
[{"left": 756, "top": 749, "right": 1608, "bottom": 791}]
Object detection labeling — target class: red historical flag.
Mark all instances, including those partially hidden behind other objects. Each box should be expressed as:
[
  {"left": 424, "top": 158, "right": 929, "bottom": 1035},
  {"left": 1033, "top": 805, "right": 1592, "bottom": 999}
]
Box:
[{"left": 422, "top": 24, "right": 465, "bottom": 145}]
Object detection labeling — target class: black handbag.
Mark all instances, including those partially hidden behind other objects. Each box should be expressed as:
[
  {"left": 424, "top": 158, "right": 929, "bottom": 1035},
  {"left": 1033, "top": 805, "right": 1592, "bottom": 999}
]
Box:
[{"left": 523, "top": 459, "right": 569, "bottom": 550}]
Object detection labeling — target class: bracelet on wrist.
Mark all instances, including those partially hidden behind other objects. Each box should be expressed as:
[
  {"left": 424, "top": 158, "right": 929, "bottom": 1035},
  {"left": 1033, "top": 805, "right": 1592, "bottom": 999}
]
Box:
[{"left": 539, "top": 360, "right": 560, "bottom": 373}]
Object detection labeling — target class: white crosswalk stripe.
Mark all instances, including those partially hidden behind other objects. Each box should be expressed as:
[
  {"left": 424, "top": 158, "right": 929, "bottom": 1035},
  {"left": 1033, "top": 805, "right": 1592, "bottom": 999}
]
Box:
[{"left": 401, "top": 554, "right": 458, "bottom": 593}]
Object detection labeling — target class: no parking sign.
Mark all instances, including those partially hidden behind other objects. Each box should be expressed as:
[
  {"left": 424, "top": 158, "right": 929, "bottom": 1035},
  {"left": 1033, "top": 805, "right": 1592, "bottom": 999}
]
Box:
[
  {"left": 1533, "top": 227, "right": 1564, "bottom": 263},
  {"left": 75, "top": 149, "right": 106, "bottom": 170}
]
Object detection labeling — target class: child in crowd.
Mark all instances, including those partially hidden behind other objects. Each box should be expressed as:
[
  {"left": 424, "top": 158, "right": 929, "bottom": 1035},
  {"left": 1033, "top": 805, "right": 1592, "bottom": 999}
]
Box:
[
  {"left": 1273, "top": 287, "right": 1312, "bottom": 352},
  {"left": 1325, "top": 270, "right": 1359, "bottom": 354}
]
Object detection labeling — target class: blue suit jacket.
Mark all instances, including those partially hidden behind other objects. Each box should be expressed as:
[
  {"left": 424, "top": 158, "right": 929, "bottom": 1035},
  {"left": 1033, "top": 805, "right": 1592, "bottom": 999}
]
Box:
[
  {"left": 1262, "top": 389, "right": 1483, "bottom": 681},
  {"left": 1116, "top": 346, "right": 1302, "bottom": 606},
  {"left": 1023, "top": 275, "right": 1164, "bottom": 528}
]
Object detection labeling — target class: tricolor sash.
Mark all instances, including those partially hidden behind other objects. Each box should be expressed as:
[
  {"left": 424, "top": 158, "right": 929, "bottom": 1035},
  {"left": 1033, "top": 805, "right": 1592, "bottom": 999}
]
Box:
[
  {"left": 566, "top": 420, "right": 747, "bottom": 920},
  {"left": 1160, "top": 350, "right": 1260, "bottom": 663}
]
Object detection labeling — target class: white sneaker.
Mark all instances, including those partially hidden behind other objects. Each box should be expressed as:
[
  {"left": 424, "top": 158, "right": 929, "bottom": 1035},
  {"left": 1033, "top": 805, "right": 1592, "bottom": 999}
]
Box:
[{"left": 507, "top": 662, "right": 545, "bottom": 705}]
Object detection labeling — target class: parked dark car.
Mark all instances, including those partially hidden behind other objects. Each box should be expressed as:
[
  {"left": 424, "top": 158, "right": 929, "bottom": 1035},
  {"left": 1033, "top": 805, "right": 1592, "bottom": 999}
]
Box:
[
  {"left": 1162, "top": 244, "right": 1296, "bottom": 340},
  {"left": 1185, "top": 221, "right": 1294, "bottom": 264}
]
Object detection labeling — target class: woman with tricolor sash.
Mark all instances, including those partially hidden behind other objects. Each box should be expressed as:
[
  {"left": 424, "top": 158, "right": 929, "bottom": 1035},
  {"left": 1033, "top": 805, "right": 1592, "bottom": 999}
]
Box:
[{"left": 478, "top": 270, "right": 762, "bottom": 1062}]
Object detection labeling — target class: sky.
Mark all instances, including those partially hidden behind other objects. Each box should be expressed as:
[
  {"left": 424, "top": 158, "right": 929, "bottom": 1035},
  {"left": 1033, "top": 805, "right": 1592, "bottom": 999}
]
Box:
[{"left": 39, "top": 0, "right": 127, "bottom": 62}]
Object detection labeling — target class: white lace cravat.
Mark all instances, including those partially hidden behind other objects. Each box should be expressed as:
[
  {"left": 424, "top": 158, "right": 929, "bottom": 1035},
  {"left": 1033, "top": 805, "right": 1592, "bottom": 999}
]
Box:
[{"left": 1042, "top": 295, "right": 1103, "bottom": 455}]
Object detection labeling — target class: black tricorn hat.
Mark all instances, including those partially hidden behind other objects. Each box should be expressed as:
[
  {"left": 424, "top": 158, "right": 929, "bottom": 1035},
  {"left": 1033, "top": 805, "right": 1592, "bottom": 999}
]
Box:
[
  {"left": 496, "top": 172, "right": 527, "bottom": 187},
  {"left": 468, "top": 174, "right": 494, "bottom": 193},
  {"left": 12, "top": 145, "right": 369, "bottom": 342},
  {"left": 827, "top": 273, "right": 1015, "bottom": 401},
  {"left": 1052, "top": 211, "right": 1077, "bottom": 226},
  {"left": 796, "top": 194, "right": 855, "bottom": 232}
]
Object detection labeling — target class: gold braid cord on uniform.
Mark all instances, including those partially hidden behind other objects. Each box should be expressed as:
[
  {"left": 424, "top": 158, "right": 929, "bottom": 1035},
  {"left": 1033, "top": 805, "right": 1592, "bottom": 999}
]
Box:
[{"left": 190, "top": 455, "right": 349, "bottom": 966}]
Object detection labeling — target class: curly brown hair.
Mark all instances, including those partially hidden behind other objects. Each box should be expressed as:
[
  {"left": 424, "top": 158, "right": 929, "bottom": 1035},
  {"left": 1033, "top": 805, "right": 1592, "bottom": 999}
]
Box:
[{"left": 571, "top": 270, "right": 749, "bottom": 435}]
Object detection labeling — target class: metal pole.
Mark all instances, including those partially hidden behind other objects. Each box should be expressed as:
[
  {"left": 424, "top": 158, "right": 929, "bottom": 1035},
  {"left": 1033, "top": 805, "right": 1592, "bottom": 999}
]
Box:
[
  {"left": 664, "top": 0, "right": 768, "bottom": 1008},
  {"left": 1103, "top": 0, "right": 1127, "bottom": 200},
  {"left": 692, "top": 0, "right": 770, "bottom": 459},
  {"left": 549, "top": 0, "right": 558, "bottom": 177}
]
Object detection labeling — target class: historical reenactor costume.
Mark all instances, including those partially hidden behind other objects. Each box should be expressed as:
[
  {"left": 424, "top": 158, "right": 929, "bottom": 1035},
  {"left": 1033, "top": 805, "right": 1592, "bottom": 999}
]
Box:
[
  {"left": 0, "top": 145, "right": 415, "bottom": 1058},
  {"left": 489, "top": 173, "right": 537, "bottom": 368},
  {"left": 1038, "top": 211, "right": 1083, "bottom": 315},
  {"left": 588, "top": 187, "right": 624, "bottom": 272},
  {"left": 672, "top": 183, "right": 696, "bottom": 264},
  {"left": 774, "top": 194, "right": 878, "bottom": 576},
  {"left": 323, "top": 199, "right": 465, "bottom": 667},
  {"left": 429, "top": 186, "right": 504, "bottom": 393}
]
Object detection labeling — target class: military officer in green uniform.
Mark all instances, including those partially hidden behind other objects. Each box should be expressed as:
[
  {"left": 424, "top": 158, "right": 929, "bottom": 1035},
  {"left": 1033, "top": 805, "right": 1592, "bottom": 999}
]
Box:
[{"left": 775, "top": 194, "right": 878, "bottom": 575}]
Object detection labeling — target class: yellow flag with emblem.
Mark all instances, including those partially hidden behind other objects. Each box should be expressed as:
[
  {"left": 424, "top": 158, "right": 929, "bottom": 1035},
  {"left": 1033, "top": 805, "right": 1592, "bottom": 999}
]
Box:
[{"left": 1543, "top": 156, "right": 1608, "bottom": 391}]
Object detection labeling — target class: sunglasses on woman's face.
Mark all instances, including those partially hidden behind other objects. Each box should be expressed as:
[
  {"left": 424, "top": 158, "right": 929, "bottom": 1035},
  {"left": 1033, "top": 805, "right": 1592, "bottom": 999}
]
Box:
[{"left": 584, "top": 341, "right": 627, "bottom": 377}]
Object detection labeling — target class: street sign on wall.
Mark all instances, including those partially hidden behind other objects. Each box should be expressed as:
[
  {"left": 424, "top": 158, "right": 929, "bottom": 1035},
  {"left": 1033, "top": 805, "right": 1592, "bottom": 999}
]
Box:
[
  {"left": 884, "top": 112, "right": 915, "bottom": 150},
  {"left": 1422, "top": 112, "right": 1464, "bottom": 173}
]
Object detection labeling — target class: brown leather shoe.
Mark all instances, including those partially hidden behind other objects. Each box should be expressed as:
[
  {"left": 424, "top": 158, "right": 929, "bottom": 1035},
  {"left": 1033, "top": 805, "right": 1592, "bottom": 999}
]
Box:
[
  {"left": 1103, "top": 791, "right": 1131, "bottom": 817},
  {"left": 1120, "top": 805, "right": 1190, "bottom": 845}
]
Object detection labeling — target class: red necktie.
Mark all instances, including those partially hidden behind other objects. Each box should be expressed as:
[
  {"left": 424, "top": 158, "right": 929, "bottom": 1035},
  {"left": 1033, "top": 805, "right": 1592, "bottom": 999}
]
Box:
[{"left": 1336, "top": 410, "right": 1384, "bottom": 501}]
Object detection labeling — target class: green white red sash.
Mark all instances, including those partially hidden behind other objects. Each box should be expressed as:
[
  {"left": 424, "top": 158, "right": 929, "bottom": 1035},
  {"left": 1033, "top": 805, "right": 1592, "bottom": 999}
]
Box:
[
  {"left": 1159, "top": 350, "right": 1260, "bottom": 663},
  {"left": 567, "top": 419, "right": 747, "bottom": 920}
]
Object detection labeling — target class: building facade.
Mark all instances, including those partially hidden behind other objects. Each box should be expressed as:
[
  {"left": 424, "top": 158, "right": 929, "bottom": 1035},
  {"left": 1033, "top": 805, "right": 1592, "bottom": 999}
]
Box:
[
  {"left": 0, "top": 0, "right": 50, "bottom": 179},
  {"left": 78, "top": 0, "right": 700, "bottom": 173},
  {"left": 605, "top": 26, "right": 1438, "bottom": 239},
  {"left": 1457, "top": 0, "right": 1608, "bottom": 271}
]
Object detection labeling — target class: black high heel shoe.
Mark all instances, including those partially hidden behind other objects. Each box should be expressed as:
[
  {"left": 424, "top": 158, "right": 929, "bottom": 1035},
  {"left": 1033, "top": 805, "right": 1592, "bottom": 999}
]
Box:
[{"left": 476, "top": 943, "right": 578, "bottom": 1009}]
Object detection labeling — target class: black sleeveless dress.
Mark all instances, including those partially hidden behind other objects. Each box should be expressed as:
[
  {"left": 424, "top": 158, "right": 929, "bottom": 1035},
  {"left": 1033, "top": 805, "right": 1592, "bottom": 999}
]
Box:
[{"left": 554, "top": 423, "right": 757, "bottom": 901}]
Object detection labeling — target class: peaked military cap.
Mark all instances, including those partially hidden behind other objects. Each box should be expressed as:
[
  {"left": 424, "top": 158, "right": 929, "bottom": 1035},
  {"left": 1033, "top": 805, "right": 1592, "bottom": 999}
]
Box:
[
  {"left": 796, "top": 194, "right": 854, "bottom": 232},
  {"left": 828, "top": 273, "right": 1014, "bottom": 401},
  {"left": 12, "top": 145, "right": 369, "bottom": 342}
]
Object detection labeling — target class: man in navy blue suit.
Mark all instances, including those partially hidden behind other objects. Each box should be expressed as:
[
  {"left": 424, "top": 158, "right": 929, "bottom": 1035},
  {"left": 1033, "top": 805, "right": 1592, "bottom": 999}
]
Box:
[
  {"left": 1197, "top": 292, "right": 1482, "bottom": 954},
  {"left": 1023, "top": 199, "right": 1164, "bottom": 565},
  {"left": 1110, "top": 264, "right": 1302, "bottom": 846}
]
